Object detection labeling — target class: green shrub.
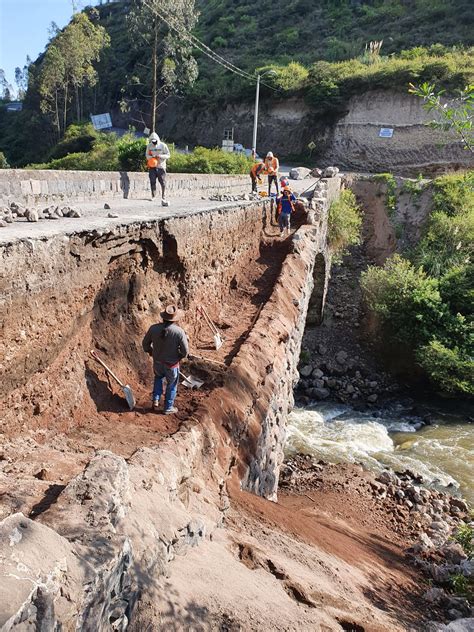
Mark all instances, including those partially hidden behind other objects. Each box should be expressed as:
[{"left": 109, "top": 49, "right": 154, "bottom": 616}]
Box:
[
  {"left": 449, "top": 573, "right": 471, "bottom": 598},
  {"left": 49, "top": 122, "right": 99, "bottom": 159},
  {"left": 414, "top": 210, "right": 474, "bottom": 277},
  {"left": 117, "top": 135, "right": 147, "bottom": 171},
  {"left": 439, "top": 265, "right": 474, "bottom": 315},
  {"left": 432, "top": 172, "right": 474, "bottom": 217},
  {"left": 361, "top": 255, "right": 447, "bottom": 347},
  {"left": 418, "top": 340, "right": 474, "bottom": 395},
  {"left": 328, "top": 189, "right": 363, "bottom": 260},
  {"left": 30, "top": 142, "right": 253, "bottom": 175},
  {"left": 167, "top": 147, "right": 253, "bottom": 174},
  {"left": 374, "top": 173, "right": 397, "bottom": 216},
  {"left": 0, "top": 151, "right": 9, "bottom": 168},
  {"left": 453, "top": 523, "right": 474, "bottom": 557}
]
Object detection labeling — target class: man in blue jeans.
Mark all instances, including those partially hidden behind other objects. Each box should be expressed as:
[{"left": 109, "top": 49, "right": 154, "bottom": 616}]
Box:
[{"left": 142, "top": 304, "right": 189, "bottom": 414}]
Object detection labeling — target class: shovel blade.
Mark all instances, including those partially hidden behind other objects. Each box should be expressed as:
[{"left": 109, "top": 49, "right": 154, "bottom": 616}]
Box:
[
  {"left": 122, "top": 385, "right": 136, "bottom": 410},
  {"left": 214, "top": 334, "right": 223, "bottom": 350},
  {"left": 181, "top": 373, "right": 204, "bottom": 389}
]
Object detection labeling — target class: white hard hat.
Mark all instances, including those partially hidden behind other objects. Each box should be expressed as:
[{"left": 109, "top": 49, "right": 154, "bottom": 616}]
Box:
[{"left": 266, "top": 152, "right": 273, "bottom": 158}]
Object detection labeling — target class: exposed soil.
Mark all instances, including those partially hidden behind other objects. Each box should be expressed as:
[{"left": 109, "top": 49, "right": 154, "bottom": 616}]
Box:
[
  {"left": 152, "top": 460, "right": 435, "bottom": 631},
  {"left": 0, "top": 218, "right": 293, "bottom": 521}
]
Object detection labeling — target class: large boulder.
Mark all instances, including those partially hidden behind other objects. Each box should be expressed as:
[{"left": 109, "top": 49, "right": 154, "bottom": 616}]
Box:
[
  {"left": 0, "top": 513, "right": 85, "bottom": 631},
  {"left": 323, "top": 166, "right": 340, "bottom": 178},
  {"left": 289, "top": 167, "right": 311, "bottom": 180}
]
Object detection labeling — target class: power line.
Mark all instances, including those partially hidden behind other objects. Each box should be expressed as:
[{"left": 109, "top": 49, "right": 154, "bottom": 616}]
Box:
[{"left": 142, "top": 0, "right": 278, "bottom": 91}]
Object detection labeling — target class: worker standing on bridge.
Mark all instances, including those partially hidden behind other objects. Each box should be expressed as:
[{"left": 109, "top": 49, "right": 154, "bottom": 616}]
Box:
[
  {"left": 265, "top": 151, "right": 280, "bottom": 196},
  {"left": 146, "top": 132, "right": 171, "bottom": 206},
  {"left": 142, "top": 304, "right": 189, "bottom": 414},
  {"left": 277, "top": 186, "right": 296, "bottom": 237},
  {"left": 250, "top": 159, "right": 265, "bottom": 193}
]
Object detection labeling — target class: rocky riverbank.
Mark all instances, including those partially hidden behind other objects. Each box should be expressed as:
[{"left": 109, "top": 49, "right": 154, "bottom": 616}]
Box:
[{"left": 281, "top": 454, "right": 473, "bottom": 630}]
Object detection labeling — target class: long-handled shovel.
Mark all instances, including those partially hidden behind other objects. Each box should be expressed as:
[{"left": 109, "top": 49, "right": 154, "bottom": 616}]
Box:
[
  {"left": 197, "top": 305, "right": 224, "bottom": 350},
  {"left": 90, "top": 350, "right": 136, "bottom": 410}
]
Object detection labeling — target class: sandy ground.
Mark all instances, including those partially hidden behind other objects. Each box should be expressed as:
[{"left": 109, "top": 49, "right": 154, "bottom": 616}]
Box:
[{"left": 150, "top": 464, "right": 432, "bottom": 632}]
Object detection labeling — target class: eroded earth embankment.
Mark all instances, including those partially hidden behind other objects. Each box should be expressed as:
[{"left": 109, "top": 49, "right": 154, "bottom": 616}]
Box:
[{"left": 0, "top": 174, "right": 448, "bottom": 631}]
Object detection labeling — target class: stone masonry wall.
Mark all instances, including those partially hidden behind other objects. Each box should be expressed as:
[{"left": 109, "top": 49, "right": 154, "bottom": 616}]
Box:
[{"left": 0, "top": 169, "right": 248, "bottom": 205}]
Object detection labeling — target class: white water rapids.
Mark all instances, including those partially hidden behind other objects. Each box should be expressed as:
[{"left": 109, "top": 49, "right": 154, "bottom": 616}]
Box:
[{"left": 286, "top": 403, "right": 474, "bottom": 505}]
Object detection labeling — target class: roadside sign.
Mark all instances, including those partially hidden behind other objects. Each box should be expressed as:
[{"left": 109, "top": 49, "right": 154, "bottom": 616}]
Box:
[
  {"left": 379, "top": 128, "right": 394, "bottom": 138},
  {"left": 90, "top": 113, "right": 112, "bottom": 130}
]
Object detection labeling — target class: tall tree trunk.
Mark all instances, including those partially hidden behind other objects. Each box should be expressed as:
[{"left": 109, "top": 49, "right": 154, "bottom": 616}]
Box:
[
  {"left": 151, "top": 17, "right": 158, "bottom": 132},
  {"left": 75, "top": 85, "right": 80, "bottom": 121},
  {"left": 55, "top": 89, "right": 61, "bottom": 140},
  {"left": 63, "top": 83, "right": 68, "bottom": 136}
]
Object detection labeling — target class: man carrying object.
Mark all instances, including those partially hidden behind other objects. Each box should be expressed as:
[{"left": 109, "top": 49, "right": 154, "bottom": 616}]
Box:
[{"left": 146, "top": 132, "right": 171, "bottom": 206}]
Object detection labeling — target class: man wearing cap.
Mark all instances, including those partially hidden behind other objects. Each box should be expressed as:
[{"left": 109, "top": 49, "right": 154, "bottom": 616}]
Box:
[
  {"left": 142, "top": 304, "right": 189, "bottom": 414},
  {"left": 264, "top": 151, "right": 280, "bottom": 196}
]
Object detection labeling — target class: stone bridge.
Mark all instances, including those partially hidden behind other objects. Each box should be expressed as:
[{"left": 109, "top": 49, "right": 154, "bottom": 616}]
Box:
[{"left": 0, "top": 169, "right": 341, "bottom": 631}]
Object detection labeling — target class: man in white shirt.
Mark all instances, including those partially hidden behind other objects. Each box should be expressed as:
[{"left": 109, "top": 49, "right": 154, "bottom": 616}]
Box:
[{"left": 146, "top": 132, "right": 171, "bottom": 206}]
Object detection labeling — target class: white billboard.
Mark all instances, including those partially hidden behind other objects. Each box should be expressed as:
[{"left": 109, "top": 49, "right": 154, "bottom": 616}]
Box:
[{"left": 90, "top": 113, "right": 112, "bottom": 130}]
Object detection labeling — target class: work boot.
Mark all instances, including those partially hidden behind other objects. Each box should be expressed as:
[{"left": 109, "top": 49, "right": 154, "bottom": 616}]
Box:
[
  {"left": 161, "top": 199, "right": 170, "bottom": 207},
  {"left": 152, "top": 399, "right": 160, "bottom": 411},
  {"left": 164, "top": 406, "right": 178, "bottom": 415}
]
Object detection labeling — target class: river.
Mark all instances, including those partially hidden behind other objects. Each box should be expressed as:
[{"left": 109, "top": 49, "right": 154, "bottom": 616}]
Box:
[{"left": 285, "top": 402, "right": 474, "bottom": 506}]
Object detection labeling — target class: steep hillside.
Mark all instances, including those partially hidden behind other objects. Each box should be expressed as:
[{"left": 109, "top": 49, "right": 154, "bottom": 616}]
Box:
[
  {"left": 195, "top": 0, "right": 474, "bottom": 66},
  {"left": 2, "top": 0, "right": 474, "bottom": 166}
]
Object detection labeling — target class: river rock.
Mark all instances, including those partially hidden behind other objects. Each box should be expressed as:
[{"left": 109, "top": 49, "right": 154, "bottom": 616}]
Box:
[
  {"left": 441, "top": 543, "right": 466, "bottom": 565},
  {"left": 307, "top": 387, "right": 330, "bottom": 400},
  {"left": 108, "top": 212, "right": 120, "bottom": 218},
  {"left": 0, "top": 219, "right": 7, "bottom": 227},
  {"left": 289, "top": 167, "right": 311, "bottom": 180},
  {"left": 335, "top": 350, "right": 348, "bottom": 365},
  {"left": 427, "top": 618, "right": 474, "bottom": 632},
  {"left": 450, "top": 497, "right": 469, "bottom": 513},
  {"left": 423, "top": 587, "right": 446, "bottom": 603},
  {"left": 299, "top": 365, "right": 313, "bottom": 378},
  {"left": 312, "top": 368, "right": 324, "bottom": 379},
  {"left": 68, "top": 208, "right": 82, "bottom": 218},
  {"left": 323, "top": 166, "right": 339, "bottom": 178},
  {"left": 26, "top": 209, "right": 39, "bottom": 222},
  {"left": 367, "top": 394, "right": 378, "bottom": 403},
  {"left": 310, "top": 167, "right": 323, "bottom": 177}
]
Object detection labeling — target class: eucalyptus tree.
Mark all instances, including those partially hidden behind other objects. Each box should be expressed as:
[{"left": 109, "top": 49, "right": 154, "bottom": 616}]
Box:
[
  {"left": 126, "top": 0, "right": 199, "bottom": 131},
  {"left": 38, "top": 12, "right": 110, "bottom": 138}
]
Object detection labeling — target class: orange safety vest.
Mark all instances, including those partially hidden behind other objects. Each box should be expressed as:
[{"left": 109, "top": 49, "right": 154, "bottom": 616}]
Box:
[
  {"left": 265, "top": 157, "right": 279, "bottom": 175},
  {"left": 250, "top": 163, "right": 265, "bottom": 177}
]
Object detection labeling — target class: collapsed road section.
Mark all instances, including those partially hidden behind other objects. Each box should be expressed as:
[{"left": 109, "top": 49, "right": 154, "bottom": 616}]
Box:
[{"left": 0, "top": 175, "right": 341, "bottom": 630}]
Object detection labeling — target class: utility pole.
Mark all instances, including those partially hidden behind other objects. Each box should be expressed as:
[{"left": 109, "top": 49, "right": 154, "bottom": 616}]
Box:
[
  {"left": 252, "top": 74, "right": 260, "bottom": 158},
  {"left": 151, "top": 17, "right": 158, "bottom": 132}
]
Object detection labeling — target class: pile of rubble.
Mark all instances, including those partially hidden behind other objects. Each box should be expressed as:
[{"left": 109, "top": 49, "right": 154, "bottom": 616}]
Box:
[
  {"left": 296, "top": 347, "right": 397, "bottom": 406},
  {"left": 0, "top": 202, "right": 82, "bottom": 226},
  {"left": 207, "top": 192, "right": 254, "bottom": 202}
]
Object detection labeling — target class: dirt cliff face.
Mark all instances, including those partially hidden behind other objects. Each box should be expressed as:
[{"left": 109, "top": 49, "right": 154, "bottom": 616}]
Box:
[{"left": 153, "top": 90, "right": 474, "bottom": 174}]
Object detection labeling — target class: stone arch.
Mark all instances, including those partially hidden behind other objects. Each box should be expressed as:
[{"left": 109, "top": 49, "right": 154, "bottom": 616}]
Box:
[{"left": 307, "top": 253, "right": 327, "bottom": 326}]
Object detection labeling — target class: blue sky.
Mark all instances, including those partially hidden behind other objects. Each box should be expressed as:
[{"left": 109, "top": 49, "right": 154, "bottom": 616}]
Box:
[{"left": 0, "top": 0, "right": 99, "bottom": 94}]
